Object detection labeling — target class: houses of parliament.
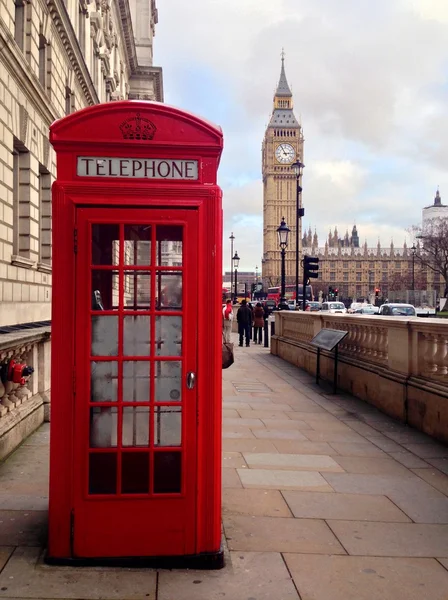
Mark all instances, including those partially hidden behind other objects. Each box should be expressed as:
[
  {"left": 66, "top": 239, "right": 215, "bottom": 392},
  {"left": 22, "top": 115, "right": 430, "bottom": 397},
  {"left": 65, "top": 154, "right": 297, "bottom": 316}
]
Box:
[{"left": 261, "top": 58, "right": 445, "bottom": 301}]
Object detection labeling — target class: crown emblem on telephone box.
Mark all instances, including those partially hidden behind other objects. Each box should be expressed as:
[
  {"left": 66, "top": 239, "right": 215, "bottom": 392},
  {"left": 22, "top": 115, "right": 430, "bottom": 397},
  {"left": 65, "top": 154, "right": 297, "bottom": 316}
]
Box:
[{"left": 119, "top": 113, "right": 157, "bottom": 140}]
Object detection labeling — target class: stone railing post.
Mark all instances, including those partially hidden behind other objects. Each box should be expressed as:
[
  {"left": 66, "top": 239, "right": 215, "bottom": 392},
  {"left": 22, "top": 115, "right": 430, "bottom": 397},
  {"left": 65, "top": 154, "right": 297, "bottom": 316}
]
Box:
[
  {"left": 387, "top": 322, "right": 411, "bottom": 376},
  {"left": 38, "top": 336, "right": 51, "bottom": 421}
]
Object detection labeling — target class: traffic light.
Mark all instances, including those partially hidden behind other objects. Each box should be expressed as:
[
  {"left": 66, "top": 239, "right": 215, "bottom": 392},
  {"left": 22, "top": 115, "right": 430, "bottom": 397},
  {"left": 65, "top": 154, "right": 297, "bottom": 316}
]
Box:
[
  {"left": 375, "top": 288, "right": 380, "bottom": 298},
  {"left": 328, "top": 286, "right": 333, "bottom": 298},
  {"left": 303, "top": 255, "right": 319, "bottom": 281},
  {"left": 335, "top": 288, "right": 339, "bottom": 297}
]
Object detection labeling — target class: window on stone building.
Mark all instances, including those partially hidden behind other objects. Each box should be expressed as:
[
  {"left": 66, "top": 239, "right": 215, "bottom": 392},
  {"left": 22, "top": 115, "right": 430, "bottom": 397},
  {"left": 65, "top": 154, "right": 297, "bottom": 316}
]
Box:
[
  {"left": 343, "top": 273, "right": 348, "bottom": 281},
  {"left": 330, "top": 272, "right": 335, "bottom": 281},
  {"left": 39, "top": 165, "right": 52, "bottom": 266},
  {"left": 12, "top": 139, "right": 33, "bottom": 263},
  {"left": 356, "top": 285, "right": 362, "bottom": 296},
  {"left": 382, "top": 261, "right": 388, "bottom": 269},
  {"left": 395, "top": 261, "right": 401, "bottom": 269},
  {"left": 343, "top": 262, "right": 348, "bottom": 268},
  {"left": 14, "top": 0, "right": 26, "bottom": 51},
  {"left": 356, "top": 261, "right": 361, "bottom": 269},
  {"left": 356, "top": 273, "right": 361, "bottom": 282},
  {"left": 330, "top": 262, "right": 335, "bottom": 269}
]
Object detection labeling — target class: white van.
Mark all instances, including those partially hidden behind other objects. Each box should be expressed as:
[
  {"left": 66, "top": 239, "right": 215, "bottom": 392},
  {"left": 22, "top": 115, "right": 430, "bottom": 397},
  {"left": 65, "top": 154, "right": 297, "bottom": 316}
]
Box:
[{"left": 321, "top": 301, "right": 347, "bottom": 314}]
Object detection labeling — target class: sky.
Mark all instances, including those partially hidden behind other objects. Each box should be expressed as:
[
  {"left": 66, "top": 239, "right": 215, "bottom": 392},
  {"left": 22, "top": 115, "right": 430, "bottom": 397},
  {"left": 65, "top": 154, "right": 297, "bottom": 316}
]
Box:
[{"left": 154, "top": 0, "right": 448, "bottom": 271}]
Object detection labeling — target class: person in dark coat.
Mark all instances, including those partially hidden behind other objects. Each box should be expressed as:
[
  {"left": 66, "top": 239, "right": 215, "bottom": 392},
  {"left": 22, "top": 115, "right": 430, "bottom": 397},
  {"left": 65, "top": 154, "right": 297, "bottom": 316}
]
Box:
[
  {"left": 253, "top": 302, "right": 264, "bottom": 344},
  {"left": 237, "top": 299, "right": 252, "bottom": 347}
]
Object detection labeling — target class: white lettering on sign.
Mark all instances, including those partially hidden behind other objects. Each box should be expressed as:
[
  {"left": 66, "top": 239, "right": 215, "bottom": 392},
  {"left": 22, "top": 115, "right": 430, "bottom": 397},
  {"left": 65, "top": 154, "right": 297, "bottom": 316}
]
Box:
[{"left": 77, "top": 157, "right": 199, "bottom": 180}]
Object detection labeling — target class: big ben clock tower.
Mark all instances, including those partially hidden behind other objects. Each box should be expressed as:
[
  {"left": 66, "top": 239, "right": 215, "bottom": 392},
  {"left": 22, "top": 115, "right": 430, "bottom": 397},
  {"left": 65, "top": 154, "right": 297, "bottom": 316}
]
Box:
[{"left": 262, "top": 54, "right": 304, "bottom": 288}]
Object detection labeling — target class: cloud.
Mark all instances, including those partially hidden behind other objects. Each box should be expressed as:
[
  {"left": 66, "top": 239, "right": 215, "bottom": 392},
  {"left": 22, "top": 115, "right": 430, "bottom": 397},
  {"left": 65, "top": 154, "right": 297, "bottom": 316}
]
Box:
[{"left": 154, "top": 0, "right": 448, "bottom": 270}]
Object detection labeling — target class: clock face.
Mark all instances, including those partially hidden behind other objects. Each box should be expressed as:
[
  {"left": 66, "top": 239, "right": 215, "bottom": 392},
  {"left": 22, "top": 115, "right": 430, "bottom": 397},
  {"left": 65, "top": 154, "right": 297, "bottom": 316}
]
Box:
[{"left": 275, "top": 143, "right": 296, "bottom": 164}]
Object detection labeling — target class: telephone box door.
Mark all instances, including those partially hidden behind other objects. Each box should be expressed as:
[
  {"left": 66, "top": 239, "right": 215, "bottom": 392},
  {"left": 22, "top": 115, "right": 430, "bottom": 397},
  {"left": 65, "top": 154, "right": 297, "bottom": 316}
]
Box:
[{"left": 73, "top": 207, "right": 198, "bottom": 558}]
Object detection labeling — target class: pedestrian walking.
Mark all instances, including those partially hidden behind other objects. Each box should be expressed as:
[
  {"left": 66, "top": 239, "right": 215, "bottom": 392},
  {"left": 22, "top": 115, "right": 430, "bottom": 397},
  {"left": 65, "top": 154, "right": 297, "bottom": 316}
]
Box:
[
  {"left": 253, "top": 302, "right": 264, "bottom": 344},
  {"left": 222, "top": 298, "right": 233, "bottom": 343},
  {"left": 237, "top": 299, "right": 252, "bottom": 347}
]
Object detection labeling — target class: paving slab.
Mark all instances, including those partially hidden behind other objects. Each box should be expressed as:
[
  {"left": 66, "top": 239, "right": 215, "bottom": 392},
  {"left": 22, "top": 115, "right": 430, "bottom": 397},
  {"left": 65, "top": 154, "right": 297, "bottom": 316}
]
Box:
[
  {"left": 412, "top": 468, "right": 448, "bottom": 496},
  {"left": 222, "top": 417, "right": 266, "bottom": 429},
  {"left": 388, "top": 451, "right": 430, "bottom": 469},
  {"left": 344, "top": 421, "right": 382, "bottom": 436},
  {"left": 224, "top": 515, "right": 345, "bottom": 554},
  {"left": 0, "top": 511, "right": 47, "bottom": 546},
  {"left": 221, "top": 468, "right": 242, "bottom": 488},
  {"left": 428, "top": 458, "right": 448, "bottom": 475},
  {"left": 273, "top": 440, "right": 337, "bottom": 455},
  {"left": 222, "top": 401, "right": 251, "bottom": 409},
  {"left": 0, "top": 547, "right": 14, "bottom": 573},
  {"left": 158, "top": 551, "right": 300, "bottom": 600},
  {"left": 242, "top": 453, "right": 344, "bottom": 472},
  {"left": 284, "top": 554, "right": 448, "bottom": 600},
  {"left": 222, "top": 488, "right": 292, "bottom": 517},
  {"left": 327, "top": 520, "right": 448, "bottom": 557},
  {"left": 253, "top": 429, "right": 309, "bottom": 440},
  {"left": 402, "top": 443, "right": 448, "bottom": 459},
  {"left": 237, "top": 468, "right": 333, "bottom": 491},
  {"left": 332, "top": 456, "right": 414, "bottom": 476},
  {"left": 386, "top": 492, "right": 448, "bottom": 524},
  {"left": 248, "top": 402, "right": 294, "bottom": 411},
  {"left": 328, "top": 442, "right": 387, "bottom": 457},
  {"left": 366, "top": 435, "right": 405, "bottom": 453},
  {"left": 237, "top": 409, "right": 290, "bottom": 420},
  {"left": 222, "top": 452, "right": 248, "bottom": 469},
  {"left": 0, "top": 547, "right": 157, "bottom": 599},
  {"left": 222, "top": 429, "right": 256, "bottom": 439},
  {"left": 322, "top": 473, "right": 444, "bottom": 497},
  {"left": 222, "top": 408, "right": 240, "bottom": 418},
  {"left": 222, "top": 439, "right": 278, "bottom": 453},
  {"left": 261, "top": 419, "right": 311, "bottom": 430},
  {"left": 282, "top": 491, "right": 410, "bottom": 522},
  {"left": 305, "top": 430, "right": 368, "bottom": 443}
]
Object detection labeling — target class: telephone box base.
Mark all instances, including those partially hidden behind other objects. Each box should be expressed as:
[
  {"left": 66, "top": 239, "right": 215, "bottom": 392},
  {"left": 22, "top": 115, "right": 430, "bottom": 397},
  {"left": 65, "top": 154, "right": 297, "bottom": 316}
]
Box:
[{"left": 45, "top": 546, "right": 225, "bottom": 570}]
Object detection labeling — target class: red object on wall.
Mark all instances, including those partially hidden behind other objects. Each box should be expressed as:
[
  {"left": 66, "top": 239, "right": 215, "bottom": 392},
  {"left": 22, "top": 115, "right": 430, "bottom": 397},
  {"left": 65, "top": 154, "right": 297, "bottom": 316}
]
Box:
[{"left": 48, "top": 101, "right": 223, "bottom": 567}]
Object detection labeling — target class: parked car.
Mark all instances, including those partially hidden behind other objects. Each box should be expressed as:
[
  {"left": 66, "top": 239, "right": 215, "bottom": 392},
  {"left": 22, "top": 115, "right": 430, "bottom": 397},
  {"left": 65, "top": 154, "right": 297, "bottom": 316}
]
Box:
[
  {"left": 348, "top": 302, "right": 364, "bottom": 313},
  {"left": 263, "top": 300, "right": 277, "bottom": 315},
  {"left": 378, "top": 303, "right": 417, "bottom": 316},
  {"left": 306, "top": 301, "right": 322, "bottom": 312},
  {"left": 354, "top": 306, "right": 376, "bottom": 315},
  {"left": 321, "top": 302, "right": 347, "bottom": 314}
]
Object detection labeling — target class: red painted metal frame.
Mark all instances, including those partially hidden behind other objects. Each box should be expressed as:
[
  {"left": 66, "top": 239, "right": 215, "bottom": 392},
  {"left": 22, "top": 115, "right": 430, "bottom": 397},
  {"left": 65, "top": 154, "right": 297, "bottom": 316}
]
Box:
[{"left": 48, "top": 101, "right": 223, "bottom": 561}]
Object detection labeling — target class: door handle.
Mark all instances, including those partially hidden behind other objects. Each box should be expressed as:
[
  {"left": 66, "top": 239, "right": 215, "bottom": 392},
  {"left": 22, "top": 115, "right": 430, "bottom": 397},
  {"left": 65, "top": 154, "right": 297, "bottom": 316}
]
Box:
[{"left": 186, "top": 372, "right": 196, "bottom": 389}]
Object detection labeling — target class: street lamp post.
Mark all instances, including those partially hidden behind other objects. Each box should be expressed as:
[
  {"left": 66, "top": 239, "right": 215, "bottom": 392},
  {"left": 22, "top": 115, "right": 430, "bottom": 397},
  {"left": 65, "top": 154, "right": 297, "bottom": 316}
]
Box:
[
  {"left": 291, "top": 160, "right": 305, "bottom": 307},
  {"left": 411, "top": 243, "right": 417, "bottom": 303},
  {"left": 233, "top": 251, "right": 240, "bottom": 303},
  {"left": 229, "top": 232, "right": 235, "bottom": 301},
  {"left": 277, "top": 217, "right": 290, "bottom": 309}
]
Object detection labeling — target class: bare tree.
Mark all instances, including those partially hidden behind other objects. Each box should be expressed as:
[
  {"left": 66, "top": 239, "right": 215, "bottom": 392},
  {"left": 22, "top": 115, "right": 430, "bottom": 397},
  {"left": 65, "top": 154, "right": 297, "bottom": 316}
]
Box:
[{"left": 410, "top": 219, "right": 448, "bottom": 297}]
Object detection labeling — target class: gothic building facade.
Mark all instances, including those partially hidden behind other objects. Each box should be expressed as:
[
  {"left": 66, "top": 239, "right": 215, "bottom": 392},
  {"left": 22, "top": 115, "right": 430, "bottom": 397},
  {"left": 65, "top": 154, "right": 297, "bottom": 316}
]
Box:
[
  {"left": 261, "top": 56, "right": 304, "bottom": 288},
  {"left": 0, "top": 0, "right": 163, "bottom": 326}
]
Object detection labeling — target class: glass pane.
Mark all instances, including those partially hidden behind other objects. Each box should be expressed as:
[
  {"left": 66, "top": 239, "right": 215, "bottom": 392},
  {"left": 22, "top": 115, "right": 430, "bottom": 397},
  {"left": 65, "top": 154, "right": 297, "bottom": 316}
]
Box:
[
  {"left": 89, "top": 453, "right": 117, "bottom": 494},
  {"left": 89, "top": 407, "right": 117, "bottom": 447},
  {"left": 92, "top": 224, "right": 120, "bottom": 265},
  {"left": 156, "top": 272, "right": 182, "bottom": 310},
  {"left": 124, "top": 225, "right": 151, "bottom": 266},
  {"left": 123, "top": 361, "right": 150, "bottom": 402},
  {"left": 123, "top": 316, "right": 150, "bottom": 356},
  {"left": 154, "top": 452, "right": 181, "bottom": 493},
  {"left": 91, "top": 316, "right": 118, "bottom": 356},
  {"left": 91, "top": 361, "right": 118, "bottom": 402},
  {"left": 155, "top": 316, "right": 182, "bottom": 356},
  {"left": 123, "top": 271, "right": 151, "bottom": 310},
  {"left": 91, "top": 270, "right": 119, "bottom": 311},
  {"left": 122, "top": 406, "right": 150, "bottom": 446},
  {"left": 154, "top": 361, "right": 181, "bottom": 402},
  {"left": 122, "top": 453, "right": 149, "bottom": 494},
  {"left": 156, "top": 225, "right": 183, "bottom": 266},
  {"left": 154, "top": 407, "right": 181, "bottom": 446}
]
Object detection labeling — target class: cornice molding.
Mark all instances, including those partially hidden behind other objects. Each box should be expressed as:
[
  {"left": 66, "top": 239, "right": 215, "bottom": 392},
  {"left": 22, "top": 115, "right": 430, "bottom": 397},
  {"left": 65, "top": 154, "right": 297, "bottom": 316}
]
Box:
[{"left": 46, "top": 0, "right": 99, "bottom": 106}]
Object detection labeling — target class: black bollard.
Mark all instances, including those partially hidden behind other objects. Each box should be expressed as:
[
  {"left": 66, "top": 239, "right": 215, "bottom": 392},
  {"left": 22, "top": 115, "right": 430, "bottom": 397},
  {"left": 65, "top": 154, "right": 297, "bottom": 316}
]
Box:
[
  {"left": 270, "top": 319, "right": 275, "bottom": 338},
  {"left": 264, "top": 319, "right": 269, "bottom": 348}
]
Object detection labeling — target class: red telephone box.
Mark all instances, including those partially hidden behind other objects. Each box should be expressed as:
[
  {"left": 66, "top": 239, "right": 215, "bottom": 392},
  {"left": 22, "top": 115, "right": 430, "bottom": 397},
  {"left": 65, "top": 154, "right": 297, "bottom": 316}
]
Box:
[{"left": 47, "top": 101, "right": 224, "bottom": 567}]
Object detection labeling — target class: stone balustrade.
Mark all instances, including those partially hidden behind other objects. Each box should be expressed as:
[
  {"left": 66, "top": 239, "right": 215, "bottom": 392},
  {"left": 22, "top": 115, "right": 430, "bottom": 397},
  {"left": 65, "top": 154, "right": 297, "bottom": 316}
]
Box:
[
  {"left": 271, "top": 313, "right": 448, "bottom": 443},
  {"left": 0, "top": 327, "right": 51, "bottom": 459}
]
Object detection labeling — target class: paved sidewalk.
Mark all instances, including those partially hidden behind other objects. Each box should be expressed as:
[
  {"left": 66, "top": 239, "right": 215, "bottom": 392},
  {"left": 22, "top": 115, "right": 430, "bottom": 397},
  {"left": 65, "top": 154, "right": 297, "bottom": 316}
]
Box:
[{"left": 1, "top": 333, "right": 448, "bottom": 599}]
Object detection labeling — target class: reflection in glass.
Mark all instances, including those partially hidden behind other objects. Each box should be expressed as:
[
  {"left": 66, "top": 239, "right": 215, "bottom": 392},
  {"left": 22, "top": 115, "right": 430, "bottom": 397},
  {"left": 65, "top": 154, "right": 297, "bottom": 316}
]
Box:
[
  {"left": 155, "top": 317, "right": 182, "bottom": 356},
  {"left": 123, "top": 272, "right": 151, "bottom": 310},
  {"left": 92, "top": 224, "right": 120, "bottom": 266},
  {"left": 154, "top": 361, "right": 181, "bottom": 402},
  {"left": 91, "top": 270, "right": 119, "bottom": 310},
  {"left": 122, "top": 406, "right": 149, "bottom": 446},
  {"left": 91, "top": 316, "right": 118, "bottom": 356},
  {"left": 156, "top": 225, "right": 183, "bottom": 266},
  {"left": 89, "top": 407, "right": 117, "bottom": 447},
  {"left": 122, "top": 453, "right": 149, "bottom": 494},
  {"left": 154, "top": 407, "right": 182, "bottom": 446},
  {"left": 124, "top": 225, "right": 151, "bottom": 266},
  {"left": 91, "top": 361, "right": 118, "bottom": 402},
  {"left": 123, "top": 316, "right": 150, "bottom": 356},
  {"left": 156, "top": 273, "right": 182, "bottom": 310},
  {"left": 154, "top": 452, "right": 181, "bottom": 493},
  {"left": 123, "top": 361, "right": 150, "bottom": 402},
  {"left": 89, "top": 453, "right": 117, "bottom": 494}
]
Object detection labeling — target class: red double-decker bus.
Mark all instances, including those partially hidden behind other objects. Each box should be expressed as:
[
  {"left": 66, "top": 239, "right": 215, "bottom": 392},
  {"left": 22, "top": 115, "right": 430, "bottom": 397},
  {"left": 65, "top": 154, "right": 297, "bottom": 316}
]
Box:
[{"left": 267, "top": 284, "right": 313, "bottom": 306}]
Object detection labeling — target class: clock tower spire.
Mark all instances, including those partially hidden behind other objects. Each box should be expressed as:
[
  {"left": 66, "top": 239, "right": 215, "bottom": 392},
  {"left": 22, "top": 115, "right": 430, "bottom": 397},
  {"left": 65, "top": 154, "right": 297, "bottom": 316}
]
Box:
[{"left": 262, "top": 53, "right": 304, "bottom": 290}]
